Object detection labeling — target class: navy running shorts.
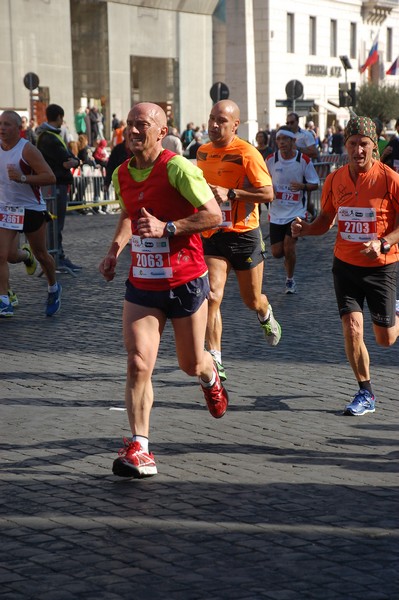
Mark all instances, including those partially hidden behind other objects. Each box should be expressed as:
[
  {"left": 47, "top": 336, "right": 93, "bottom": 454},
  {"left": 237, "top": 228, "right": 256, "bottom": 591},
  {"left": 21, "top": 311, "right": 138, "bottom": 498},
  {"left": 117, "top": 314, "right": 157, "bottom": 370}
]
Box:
[
  {"left": 269, "top": 221, "right": 296, "bottom": 245},
  {"left": 332, "top": 256, "right": 398, "bottom": 327},
  {"left": 202, "top": 227, "right": 265, "bottom": 270},
  {"left": 125, "top": 274, "right": 210, "bottom": 319}
]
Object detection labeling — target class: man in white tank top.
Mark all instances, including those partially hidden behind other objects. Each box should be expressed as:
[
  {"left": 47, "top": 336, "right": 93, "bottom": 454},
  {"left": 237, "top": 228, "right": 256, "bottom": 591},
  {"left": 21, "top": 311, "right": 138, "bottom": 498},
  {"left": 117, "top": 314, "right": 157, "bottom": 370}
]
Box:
[{"left": 0, "top": 110, "right": 61, "bottom": 317}]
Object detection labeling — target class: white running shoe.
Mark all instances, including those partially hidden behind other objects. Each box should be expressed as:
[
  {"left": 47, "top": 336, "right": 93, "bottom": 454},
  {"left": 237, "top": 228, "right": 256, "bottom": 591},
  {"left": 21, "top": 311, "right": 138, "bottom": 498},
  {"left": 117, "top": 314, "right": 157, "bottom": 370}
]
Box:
[
  {"left": 259, "top": 305, "right": 282, "bottom": 346},
  {"left": 285, "top": 278, "right": 297, "bottom": 294}
]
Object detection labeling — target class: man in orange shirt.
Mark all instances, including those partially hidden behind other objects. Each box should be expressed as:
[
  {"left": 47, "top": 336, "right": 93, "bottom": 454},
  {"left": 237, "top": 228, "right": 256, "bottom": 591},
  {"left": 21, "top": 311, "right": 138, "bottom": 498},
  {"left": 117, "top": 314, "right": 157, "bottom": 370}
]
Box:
[
  {"left": 197, "top": 100, "right": 281, "bottom": 382},
  {"left": 292, "top": 116, "right": 399, "bottom": 416}
]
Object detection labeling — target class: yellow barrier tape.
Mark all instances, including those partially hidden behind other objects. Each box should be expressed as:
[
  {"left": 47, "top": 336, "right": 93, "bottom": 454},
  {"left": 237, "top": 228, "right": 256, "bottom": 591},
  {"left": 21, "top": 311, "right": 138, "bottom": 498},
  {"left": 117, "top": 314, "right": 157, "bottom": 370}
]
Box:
[{"left": 66, "top": 200, "right": 120, "bottom": 212}]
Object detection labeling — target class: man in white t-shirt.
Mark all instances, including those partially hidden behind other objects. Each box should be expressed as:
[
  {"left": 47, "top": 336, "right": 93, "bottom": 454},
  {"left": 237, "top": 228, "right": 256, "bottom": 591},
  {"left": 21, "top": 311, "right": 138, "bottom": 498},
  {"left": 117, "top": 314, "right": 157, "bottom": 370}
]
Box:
[
  {"left": 287, "top": 112, "right": 320, "bottom": 219},
  {"left": 266, "top": 127, "right": 319, "bottom": 294}
]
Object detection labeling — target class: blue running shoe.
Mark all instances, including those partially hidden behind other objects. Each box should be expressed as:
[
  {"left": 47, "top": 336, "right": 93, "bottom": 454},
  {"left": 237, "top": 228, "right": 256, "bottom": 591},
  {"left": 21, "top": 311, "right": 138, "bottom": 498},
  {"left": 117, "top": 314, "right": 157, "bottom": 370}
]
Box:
[
  {"left": 344, "top": 389, "right": 375, "bottom": 416},
  {"left": 46, "top": 283, "right": 62, "bottom": 317},
  {"left": 0, "top": 299, "right": 13, "bottom": 317}
]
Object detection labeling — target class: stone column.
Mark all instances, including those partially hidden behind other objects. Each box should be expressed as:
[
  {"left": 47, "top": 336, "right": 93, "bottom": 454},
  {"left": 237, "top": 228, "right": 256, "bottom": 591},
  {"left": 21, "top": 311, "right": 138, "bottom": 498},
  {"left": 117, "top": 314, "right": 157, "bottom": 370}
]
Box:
[{"left": 225, "top": 0, "right": 258, "bottom": 143}]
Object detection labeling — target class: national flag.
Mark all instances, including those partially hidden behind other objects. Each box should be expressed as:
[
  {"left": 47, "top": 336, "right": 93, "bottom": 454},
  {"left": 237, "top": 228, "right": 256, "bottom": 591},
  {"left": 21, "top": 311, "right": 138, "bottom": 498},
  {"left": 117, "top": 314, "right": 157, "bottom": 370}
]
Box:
[
  {"left": 386, "top": 56, "right": 399, "bottom": 75},
  {"left": 360, "top": 35, "right": 379, "bottom": 73}
]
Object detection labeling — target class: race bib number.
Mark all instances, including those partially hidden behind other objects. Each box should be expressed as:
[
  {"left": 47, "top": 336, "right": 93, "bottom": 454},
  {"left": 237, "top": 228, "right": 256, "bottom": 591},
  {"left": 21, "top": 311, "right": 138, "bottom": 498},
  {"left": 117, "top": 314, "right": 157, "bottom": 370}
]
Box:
[
  {"left": 275, "top": 185, "right": 301, "bottom": 204},
  {"left": 131, "top": 235, "right": 173, "bottom": 279},
  {"left": 0, "top": 206, "right": 24, "bottom": 230},
  {"left": 219, "top": 200, "right": 232, "bottom": 228},
  {"left": 337, "top": 206, "right": 377, "bottom": 242}
]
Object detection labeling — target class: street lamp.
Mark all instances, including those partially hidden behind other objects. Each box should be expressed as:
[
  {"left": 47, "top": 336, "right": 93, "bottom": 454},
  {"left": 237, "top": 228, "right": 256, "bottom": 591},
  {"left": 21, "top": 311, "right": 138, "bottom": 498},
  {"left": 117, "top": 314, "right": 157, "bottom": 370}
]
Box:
[{"left": 339, "top": 55, "right": 353, "bottom": 86}]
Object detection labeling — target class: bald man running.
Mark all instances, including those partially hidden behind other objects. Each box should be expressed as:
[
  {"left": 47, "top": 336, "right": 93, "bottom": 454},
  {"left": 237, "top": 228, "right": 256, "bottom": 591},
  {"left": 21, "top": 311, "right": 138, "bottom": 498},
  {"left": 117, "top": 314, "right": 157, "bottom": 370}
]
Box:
[
  {"left": 100, "top": 102, "right": 228, "bottom": 478},
  {"left": 196, "top": 100, "right": 281, "bottom": 382}
]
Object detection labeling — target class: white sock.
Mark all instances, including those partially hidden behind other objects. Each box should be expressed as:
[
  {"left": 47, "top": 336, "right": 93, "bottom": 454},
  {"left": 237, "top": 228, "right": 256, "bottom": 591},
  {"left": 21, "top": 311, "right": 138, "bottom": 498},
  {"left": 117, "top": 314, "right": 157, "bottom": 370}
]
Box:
[
  {"left": 1, "top": 294, "right": 10, "bottom": 305},
  {"left": 259, "top": 309, "right": 270, "bottom": 323},
  {"left": 209, "top": 349, "right": 222, "bottom": 364},
  {"left": 133, "top": 435, "right": 149, "bottom": 452},
  {"left": 48, "top": 283, "right": 58, "bottom": 293},
  {"left": 200, "top": 369, "right": 216, "bottom": 388}
]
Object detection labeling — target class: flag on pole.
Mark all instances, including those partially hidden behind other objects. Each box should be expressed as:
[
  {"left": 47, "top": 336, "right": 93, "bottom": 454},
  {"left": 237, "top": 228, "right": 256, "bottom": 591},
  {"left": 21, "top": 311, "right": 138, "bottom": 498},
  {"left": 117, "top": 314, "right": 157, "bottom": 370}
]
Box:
[
  {"left": 386, "top": 56, "right": 399, "bottom": 75},
  {"left": 360, "top": 35, "right": 379, "bottom": 73}
]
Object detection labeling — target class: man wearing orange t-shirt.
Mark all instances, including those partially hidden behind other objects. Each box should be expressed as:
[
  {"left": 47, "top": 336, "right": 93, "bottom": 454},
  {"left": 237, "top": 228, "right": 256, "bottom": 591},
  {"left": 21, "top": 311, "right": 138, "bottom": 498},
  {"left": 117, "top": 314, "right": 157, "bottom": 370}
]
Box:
[
  {"left": 292, "top": 116, "right": 399, "bottom": 416},
  {"left": 196, "top": 100, "right": 281, "bottom": 382}
]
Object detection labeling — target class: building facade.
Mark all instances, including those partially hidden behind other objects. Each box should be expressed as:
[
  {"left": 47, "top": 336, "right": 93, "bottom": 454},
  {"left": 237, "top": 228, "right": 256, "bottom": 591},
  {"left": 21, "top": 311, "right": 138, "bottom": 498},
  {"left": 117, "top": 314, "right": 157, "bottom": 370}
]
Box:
[
  {"left": 213, "top": 0, "right": 399, "bottom": 141},
  {"left": 1, "top": 0, "right": 399, "bottom": 142}
]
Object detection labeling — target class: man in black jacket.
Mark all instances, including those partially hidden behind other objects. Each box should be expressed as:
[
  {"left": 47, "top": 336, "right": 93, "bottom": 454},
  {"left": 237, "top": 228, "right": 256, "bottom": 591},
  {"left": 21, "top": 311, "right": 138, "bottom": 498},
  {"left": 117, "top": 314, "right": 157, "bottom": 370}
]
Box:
[{"left": 36, "top": 104, "right": 82, "bottom": 270}]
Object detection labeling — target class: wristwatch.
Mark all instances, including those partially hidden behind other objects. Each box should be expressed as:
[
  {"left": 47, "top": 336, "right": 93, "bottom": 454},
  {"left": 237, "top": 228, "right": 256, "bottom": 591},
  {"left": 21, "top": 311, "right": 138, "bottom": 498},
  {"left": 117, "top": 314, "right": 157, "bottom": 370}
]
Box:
[
  {"left": 165, "top": 221, "right": 177, "bottom": 237},
  {"left": 20, "top": 174, "right": 27, "bottom": 183},
  {"left": 379, "top": 238, "right": 391, "bottom": 254},
  {"left": 227, "top": 188, "right": 236, "bottom": 200}
]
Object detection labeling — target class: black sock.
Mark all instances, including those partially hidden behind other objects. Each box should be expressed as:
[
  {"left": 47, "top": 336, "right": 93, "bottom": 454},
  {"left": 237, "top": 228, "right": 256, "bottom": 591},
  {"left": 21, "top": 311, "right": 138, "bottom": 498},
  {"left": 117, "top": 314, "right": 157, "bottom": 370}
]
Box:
[{"left": 358, "top": 380, "right": 373, "bottom": 395}]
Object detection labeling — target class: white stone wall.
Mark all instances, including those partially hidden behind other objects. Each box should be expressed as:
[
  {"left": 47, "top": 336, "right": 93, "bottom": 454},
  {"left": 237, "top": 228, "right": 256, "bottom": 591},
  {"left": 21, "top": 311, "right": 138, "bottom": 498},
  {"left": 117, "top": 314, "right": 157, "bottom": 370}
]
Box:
[{"left": 0, "top": 0, "right": 75, "bottom": 127}]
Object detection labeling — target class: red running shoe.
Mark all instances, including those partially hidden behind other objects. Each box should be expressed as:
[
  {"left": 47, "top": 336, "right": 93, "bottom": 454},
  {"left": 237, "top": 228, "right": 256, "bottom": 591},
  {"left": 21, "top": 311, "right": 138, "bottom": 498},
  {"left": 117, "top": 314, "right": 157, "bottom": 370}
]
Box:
[
  {"left": 201, "top": 367, "right": 229, "bottom": 418},
  {"left": 112, "top": 439, "right": 157, "bottom": 478}
]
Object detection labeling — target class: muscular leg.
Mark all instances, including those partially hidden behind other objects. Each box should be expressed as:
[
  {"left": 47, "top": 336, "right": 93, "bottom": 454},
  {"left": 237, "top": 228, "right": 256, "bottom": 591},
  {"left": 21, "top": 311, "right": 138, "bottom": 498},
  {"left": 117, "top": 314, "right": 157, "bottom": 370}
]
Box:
[
  {"left": 123, "top": 301, "right": 165, "bottom": 437},
  {"left": 26, "top": 223, "right": 57, "bottom": 286},
  {"left": 235, "top": 262, "right": 269, "bottom": 320},
  {"left": 204, "top": 255, "right": 230, "bottom": 352},
  {"left": 341, "top": 312, "right": 370, "bottom": 381},
  {"left": 373, "top": 319, "right": 399, "bottom": 347},
  {"left": 173, "top": 299, "right": 214, "bottom": 380}
]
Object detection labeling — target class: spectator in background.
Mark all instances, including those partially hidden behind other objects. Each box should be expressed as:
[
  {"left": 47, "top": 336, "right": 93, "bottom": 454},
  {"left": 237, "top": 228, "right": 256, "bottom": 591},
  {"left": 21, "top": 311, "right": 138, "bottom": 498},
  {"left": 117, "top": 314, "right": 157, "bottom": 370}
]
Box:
[
  {"left": 36, "top": 103, "right": 82, "bottom": 271},
  {"left": 110, "top": 120, "right": 126, "bottom": 149},
  {"left": 255, "top": 130, "right": 273, "bottom": 160},
  {"left": 74, "top": 107, "right": 87, "bottom": 136},
  {"left": 162, "top": 126, "right": 183, "bottom": 155},
  {"left": 60, "top": 120, "right": 74, "bottom": 146},
  {"left": 103, "top": 127, "right": 132, "bottom": 200},
  {"left": 268, "top": 124, "right": 281, "bottom": 152},
  {"left": 20, "top": 116, "right": 37, "bottom": 145},
  {"left": 372, "top": 118, "right": 388, "bottom": 156},
  {"left": 187, "top": 131, "right": 203, "bottom": 159},
  {"left": 331, "top": 125, "right": 345, "bottom": 155},
  {"left": 321, "top": 127, "right": 333, "bottom": 154},
  {"left": 93, "top": 139, "right": 108, "bottom": 169},
  {"left": 89, "top": 107, "right": 101, "bottom": 143},
  {"left": 84, "top": 108, "right": 92, "bottom": 146},
  {"left": 77, "top": 134, "right": 102, "bottom": 213},
  {"left": 180, "top": 122, "right": 195, "bottom": 149},
  {"left": 111, "top": 113, "right": 120, "bottom": 131},
  {"left": 93, "top": 139, "right": 109, "bottom": 214}
]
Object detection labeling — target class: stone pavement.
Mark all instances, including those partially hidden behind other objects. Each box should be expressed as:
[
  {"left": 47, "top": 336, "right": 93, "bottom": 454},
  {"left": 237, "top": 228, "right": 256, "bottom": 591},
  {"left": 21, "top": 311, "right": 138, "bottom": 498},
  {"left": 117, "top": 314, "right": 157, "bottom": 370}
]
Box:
[{"left": 1, "top": 211, "right": 398, "bottom": 600}]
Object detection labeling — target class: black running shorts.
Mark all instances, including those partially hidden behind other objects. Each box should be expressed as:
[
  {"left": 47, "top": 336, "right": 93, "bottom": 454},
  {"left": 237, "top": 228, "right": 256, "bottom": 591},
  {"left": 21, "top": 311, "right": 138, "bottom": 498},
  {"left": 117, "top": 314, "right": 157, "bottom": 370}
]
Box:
[
  {"left": 332, "top": 256, "right": 398, "bottom": 328},
  {"left": 202, "top": 227, "right": 265, "bottom": 270},
  {"left": 23, "top": 209, "right": 51, "bottom": 234},
  {"left": 269, "top": 221, "right": 296, "bottom": 246},
  {"left": 125, "top": 274, "right": 210, "bottom": 319}
]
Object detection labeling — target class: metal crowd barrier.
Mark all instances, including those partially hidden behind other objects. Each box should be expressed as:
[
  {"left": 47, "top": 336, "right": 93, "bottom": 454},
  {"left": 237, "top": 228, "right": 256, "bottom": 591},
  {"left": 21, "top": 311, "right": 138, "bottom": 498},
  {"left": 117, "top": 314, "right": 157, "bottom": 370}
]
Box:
[
  {"left": 311, "top": 154, "right": 348, "bottom": 213},
  {"left": 67, "top": 170, "right": 119, "bottom": 214}
]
